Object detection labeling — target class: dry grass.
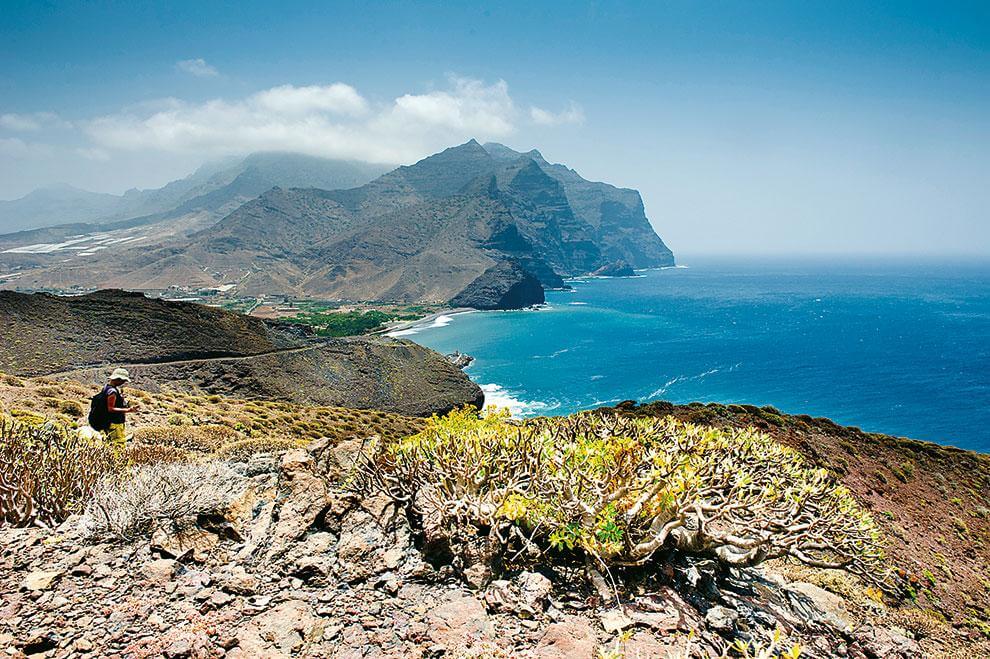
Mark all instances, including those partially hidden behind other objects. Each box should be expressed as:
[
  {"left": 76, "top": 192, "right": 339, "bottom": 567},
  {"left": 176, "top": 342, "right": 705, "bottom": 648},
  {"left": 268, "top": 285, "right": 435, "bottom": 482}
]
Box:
[{"left": 0, "top": 373, "right": 426, "bottom": 460}]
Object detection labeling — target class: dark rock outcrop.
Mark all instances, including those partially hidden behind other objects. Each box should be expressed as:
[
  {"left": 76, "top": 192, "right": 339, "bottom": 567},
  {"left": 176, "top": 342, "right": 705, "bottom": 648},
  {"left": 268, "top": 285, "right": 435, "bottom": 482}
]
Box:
[
  {"left": 449, "top": 260, "right": 544, "bottom": 310},
  {"left": 591, "top": 260, "right": 636, "bottom": 277},
  {"left": 0, "top": 289, "right": 302, "bottom": 376},
  {"left": 445, "top": 351, "right": 475, "bottom": 369}
]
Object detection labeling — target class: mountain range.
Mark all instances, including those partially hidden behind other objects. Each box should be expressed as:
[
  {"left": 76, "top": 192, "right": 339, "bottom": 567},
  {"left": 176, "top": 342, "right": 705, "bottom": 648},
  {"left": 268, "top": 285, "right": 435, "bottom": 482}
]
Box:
[
  {"left": 0, "top": 153, "right": 389, "bottom": 238},
  {"left": 0, "top": 141, "right": 673, "bottom": 309}
]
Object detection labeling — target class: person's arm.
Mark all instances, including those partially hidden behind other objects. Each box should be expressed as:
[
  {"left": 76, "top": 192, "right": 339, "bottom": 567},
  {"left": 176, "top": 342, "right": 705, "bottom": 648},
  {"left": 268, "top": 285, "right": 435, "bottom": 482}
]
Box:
[{"left": 106, "top": 390, "right": 139, "bottom": 413}]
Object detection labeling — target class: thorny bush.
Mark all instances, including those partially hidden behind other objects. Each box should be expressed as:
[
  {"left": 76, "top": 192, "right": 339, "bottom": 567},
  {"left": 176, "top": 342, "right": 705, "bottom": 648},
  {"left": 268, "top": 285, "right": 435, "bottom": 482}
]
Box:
[{"left": 357, "top": 408, "right": 894, "bottom": 590}]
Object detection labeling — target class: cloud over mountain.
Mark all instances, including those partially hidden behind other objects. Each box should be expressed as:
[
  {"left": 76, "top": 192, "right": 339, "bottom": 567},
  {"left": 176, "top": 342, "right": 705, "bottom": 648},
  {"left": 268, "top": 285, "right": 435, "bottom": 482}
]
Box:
[{"left": 82, "top": 76, "right": 520, "bottom": 165}]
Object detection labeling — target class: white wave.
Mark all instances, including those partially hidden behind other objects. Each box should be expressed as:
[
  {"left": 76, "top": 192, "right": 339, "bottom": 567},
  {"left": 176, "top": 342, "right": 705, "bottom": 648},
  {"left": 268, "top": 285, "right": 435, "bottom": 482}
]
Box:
[
  {"left": 534, "top": 347, "right": 572, "bottom": 359},
  {"left": 387, "top": 314, "right": 455, "bottom": 337},
  {"left": 647, "top": 366, "right": 722, "bottom": 399},
  {"left": 568, "top": 301, "right": 588, "bottom": 305},
  {"left": 481, "top": 383, "right": 555, "bottom": 418}
]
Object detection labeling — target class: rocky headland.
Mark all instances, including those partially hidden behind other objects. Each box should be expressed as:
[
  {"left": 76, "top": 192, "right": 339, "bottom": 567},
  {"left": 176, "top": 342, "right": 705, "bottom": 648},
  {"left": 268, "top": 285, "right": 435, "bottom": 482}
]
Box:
[{"left": 591, "top": 260, "right": 637, "bottom": 278}]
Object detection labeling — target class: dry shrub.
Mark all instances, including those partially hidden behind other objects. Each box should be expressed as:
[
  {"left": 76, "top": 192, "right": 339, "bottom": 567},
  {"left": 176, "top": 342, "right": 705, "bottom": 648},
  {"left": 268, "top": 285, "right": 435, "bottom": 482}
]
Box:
[
  {"left": 9, "top": 408, "right": 46, "bottom": 426},
  {"left": 197, "top": 423, "right": 244, "bottom": 446},
  {"left": 127, "top": 444, "right": 194, "bottom": 466},
  {"left": 81, "top": 461, "right": 246, "bottom": 540},
  {"left": 214, "top": 437, "right": 303, "bottom": 462},
  {"left": 132, "top": 425, "right": 226, "bottom": 453},
  {"left": 359, "top": 409, "right": 893, "bottom": 589},
  {"left": 57, "top": 399, "right": 85, "bottom": 418},
  {"left": 1, "top": 374, "right": 25, "bottom": 387},
  {"left": 0, "top": 418, "right": 125, "bottom": 527}
]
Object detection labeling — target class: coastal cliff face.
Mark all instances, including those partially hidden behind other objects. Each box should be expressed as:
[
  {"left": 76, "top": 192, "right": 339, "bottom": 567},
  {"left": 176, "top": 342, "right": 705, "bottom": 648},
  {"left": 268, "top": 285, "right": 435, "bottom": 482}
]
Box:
[
  {"left": 448, "top": 259, "right": 545, "bottom": 310},
  {"left": 0, "top": 289, "right": 482, "bottom": 416},
  {"left": 0, "top": 141, "right": 673, "bottom": 311}
]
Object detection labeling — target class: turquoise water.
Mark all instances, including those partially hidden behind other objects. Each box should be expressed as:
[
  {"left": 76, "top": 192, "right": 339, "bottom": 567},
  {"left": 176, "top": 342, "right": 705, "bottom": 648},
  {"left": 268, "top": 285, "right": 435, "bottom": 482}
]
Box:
[{"left": 400, "top": 258, "right": 990, "bottom": 453}]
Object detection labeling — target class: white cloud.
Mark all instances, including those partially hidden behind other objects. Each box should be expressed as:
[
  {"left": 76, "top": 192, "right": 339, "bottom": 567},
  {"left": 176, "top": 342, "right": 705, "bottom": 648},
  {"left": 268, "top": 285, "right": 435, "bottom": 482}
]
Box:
[
  {"left": 176, "top": 58, "right": 219, "bottom": 78},
  {"left": 0, "top": 112, "right": 66, "bottom": 132},
  {"left": 251, "top": 83, "right": 367, "bottom": 116},
  {"left": 75, "top": 147, "right": 110, "bottom": 161},
  {"left": 383, "top": 77, "right": 515, "bottom": 134},
  {"left": 0, "top": 76, "right": 583, "bottom": 197},
  {"left": 0, "top": 137, "right": 58, "bottom": 161},
  {"left": 84, "top": 77, "right": 523, "bottom": 164},
  {"left": 530, "top": 102, "right": 585, "bottom": 126}
]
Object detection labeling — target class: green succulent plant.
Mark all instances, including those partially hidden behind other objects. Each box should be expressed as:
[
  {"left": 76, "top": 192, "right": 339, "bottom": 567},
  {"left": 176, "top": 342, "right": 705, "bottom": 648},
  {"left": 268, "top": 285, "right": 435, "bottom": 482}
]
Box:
[{"left": 358, "top": 408, "right": 895, "bottom": 591}]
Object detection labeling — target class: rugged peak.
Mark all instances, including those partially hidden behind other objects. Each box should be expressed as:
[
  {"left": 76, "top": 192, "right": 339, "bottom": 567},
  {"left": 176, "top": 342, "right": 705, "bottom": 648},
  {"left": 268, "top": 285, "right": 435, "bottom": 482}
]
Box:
[
  {"left": 431, "top": 139, "right": 490, "bottom": 160},
  {"left": 483, "top": 142, "right": 544, "bottom": 164},
  {"left": 391, "top": 140, "right": 496, "bottom": 198}
]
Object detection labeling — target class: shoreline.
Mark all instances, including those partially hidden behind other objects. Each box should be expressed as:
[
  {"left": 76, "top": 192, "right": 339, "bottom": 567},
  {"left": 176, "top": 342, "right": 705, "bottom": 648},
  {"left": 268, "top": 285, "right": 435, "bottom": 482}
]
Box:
[{"left": 379, "top": 307, "right": 476, "bottom": 337}]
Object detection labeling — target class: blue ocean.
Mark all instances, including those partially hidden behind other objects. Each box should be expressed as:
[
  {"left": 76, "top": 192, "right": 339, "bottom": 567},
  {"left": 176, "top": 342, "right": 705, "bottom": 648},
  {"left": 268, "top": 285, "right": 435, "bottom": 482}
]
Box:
[{"left": 399, "top": 257, "right": 990, "bottom": 453}]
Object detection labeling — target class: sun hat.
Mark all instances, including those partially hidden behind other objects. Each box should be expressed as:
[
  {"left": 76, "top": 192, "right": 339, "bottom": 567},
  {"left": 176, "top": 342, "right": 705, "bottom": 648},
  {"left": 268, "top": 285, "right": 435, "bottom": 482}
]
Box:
[{"left": 109, "top": 367, "right": 131, "bottom": 382}]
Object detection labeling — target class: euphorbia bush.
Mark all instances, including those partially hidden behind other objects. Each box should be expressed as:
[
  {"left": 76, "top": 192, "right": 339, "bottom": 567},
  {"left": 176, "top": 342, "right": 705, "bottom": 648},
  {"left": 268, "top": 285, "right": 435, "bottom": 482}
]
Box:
[
  {"left": 358, "top": 408, "right": 891, "bottom": 587},
  {"left": 0, "top": 418, "right": 125, "bottom": 527}
]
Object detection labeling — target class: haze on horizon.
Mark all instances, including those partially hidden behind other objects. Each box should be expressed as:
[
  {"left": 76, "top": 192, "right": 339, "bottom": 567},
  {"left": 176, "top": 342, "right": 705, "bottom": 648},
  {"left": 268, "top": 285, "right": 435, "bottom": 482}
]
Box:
[{"left": 1, "top": 1, "right": 987, "bottom": 257}]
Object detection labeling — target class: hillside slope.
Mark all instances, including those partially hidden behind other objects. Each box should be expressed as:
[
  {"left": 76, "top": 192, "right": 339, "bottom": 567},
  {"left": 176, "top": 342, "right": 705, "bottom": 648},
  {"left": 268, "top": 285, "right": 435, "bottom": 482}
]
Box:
[
  {"left": 0, "top": 289, "right": 481, "bottom": 415},
  {"left": 619, "top": 400, "right": 990, "bottom": 650},
  {"left": 2, "top": 396, "right": 982, "bottom": 657}
]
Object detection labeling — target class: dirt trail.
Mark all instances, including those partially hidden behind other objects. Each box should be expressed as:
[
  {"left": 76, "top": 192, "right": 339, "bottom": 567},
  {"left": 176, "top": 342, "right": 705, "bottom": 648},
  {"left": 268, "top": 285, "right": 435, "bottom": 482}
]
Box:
[{"left": 41, "top": 343, "right": 330, "bottom": 379}]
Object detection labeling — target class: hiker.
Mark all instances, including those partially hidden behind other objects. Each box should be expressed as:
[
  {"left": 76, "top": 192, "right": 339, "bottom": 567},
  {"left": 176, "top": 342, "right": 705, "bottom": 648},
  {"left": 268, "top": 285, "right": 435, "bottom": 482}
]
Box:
[{"left": 88, "top": 367, "right": 139, "bottom": 449}]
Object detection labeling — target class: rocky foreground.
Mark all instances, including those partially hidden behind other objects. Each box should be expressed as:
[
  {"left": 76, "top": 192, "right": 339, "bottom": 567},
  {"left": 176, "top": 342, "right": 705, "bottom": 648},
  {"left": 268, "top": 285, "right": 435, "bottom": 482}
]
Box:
[{"left": 0, "top": 433, "right": 939, "bottom": 659}]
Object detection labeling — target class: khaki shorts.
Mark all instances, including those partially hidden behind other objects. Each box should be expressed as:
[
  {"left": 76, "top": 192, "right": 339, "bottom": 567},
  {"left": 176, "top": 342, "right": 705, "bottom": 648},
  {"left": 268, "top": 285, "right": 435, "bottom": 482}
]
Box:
[{"left": 105, "top": 423, "right": 126, "bottom": 450}]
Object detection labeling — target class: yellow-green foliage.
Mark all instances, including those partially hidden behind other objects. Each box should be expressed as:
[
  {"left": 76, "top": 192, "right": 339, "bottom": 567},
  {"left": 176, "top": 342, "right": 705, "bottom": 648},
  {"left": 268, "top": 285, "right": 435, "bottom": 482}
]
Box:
[
  {"left": 57, "top": 399, "right": 85, "bottom": 418},
  {"left": 197, "top": 423, "right": 244, "bottom": 448},
  {"left": 214, "top": 437, "right": 306, "bottom": 462},
  {"left": 9, "top": 408, "right": 46, "bottom": 426},
  {"left": 0, "top": 418, "right": 125, "bottom": 527},
  {"left": 362, "top": 409, "right": 890, "bottom": 588}
]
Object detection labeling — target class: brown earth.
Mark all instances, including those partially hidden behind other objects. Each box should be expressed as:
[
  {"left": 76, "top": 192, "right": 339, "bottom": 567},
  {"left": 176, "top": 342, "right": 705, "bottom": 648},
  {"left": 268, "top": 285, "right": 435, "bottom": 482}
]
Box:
[
  {"left": 0, "top": 290, "right": 483, "bottom": 416},
  {"left": 0, "top": 289, "right": 307, "bottom": 377}
]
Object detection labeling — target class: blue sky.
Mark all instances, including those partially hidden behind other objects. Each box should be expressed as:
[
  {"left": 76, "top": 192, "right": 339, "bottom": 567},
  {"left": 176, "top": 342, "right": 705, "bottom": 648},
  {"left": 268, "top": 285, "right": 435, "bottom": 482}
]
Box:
[{"left": 1, "top": 1, "right": 988, "bottom": 255}]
